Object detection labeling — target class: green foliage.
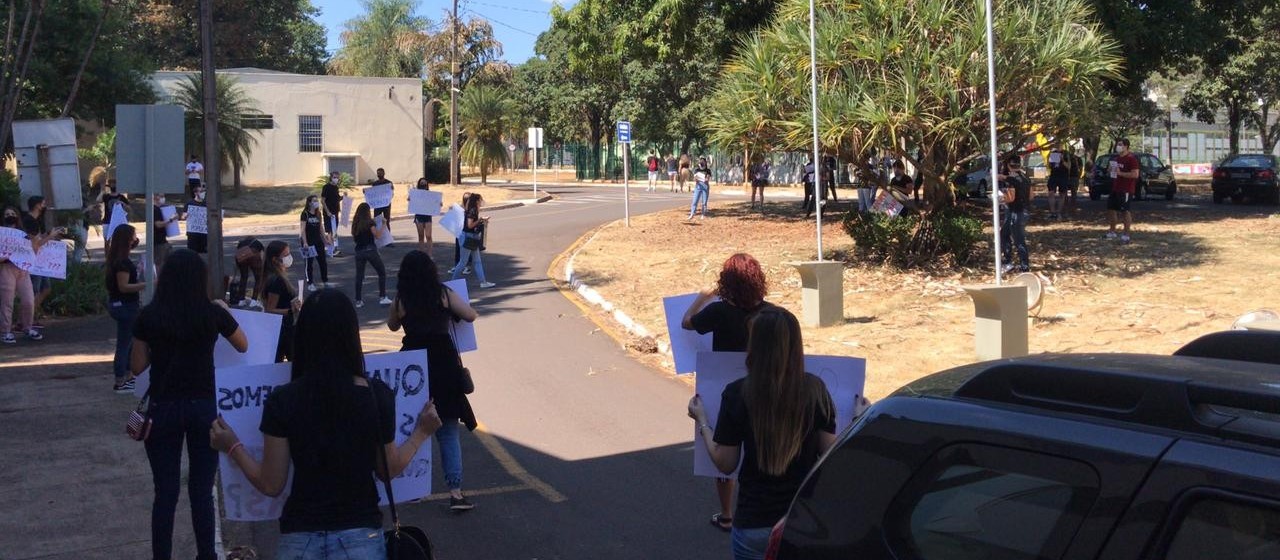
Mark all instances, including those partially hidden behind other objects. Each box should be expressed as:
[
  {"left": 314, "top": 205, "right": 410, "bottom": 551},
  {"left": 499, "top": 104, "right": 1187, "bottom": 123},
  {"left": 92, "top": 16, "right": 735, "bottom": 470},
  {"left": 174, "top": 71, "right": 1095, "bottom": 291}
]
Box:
[
  {"left": 77, "top": 128, "right": 116, "bottom": 171},
  {"left": 312, "top": 173, "right": 355, "bottom": 189},
  {"left": 843, "top": 207, "right": 985, "bottom": 269},
  {"left": 329, "top": 0, "right": 430, "bottom": 78},
  {"left": 0, "top": 169, "right": 19, "bottom": 211},
  {"left": 169, "top": 74, "right": 264, "bottom": 183},
  {"left": 131, "top": 0, "right": 328, "bottom": 74},
  {"left": 43, "top": 260, "right": 107, "bottom": 317}
]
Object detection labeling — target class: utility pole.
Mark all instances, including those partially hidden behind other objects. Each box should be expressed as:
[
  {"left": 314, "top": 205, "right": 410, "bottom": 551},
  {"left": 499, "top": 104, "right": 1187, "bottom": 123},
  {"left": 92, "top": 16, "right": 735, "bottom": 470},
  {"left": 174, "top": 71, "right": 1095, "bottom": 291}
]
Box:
[
  {"left": 449, "top": 0, "right": 460, "bottom": 187},
  {"left": 199, "top": 0, "right": 224, "bottom": 297}
]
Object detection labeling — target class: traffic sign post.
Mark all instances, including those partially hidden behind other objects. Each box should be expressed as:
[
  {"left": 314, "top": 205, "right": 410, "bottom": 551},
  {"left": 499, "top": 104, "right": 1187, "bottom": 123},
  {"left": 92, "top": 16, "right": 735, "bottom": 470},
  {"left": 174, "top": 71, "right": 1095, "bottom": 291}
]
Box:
[
  {"left": 617, "top": 121, "right": 631, "bottom": 227},
  {"left": 528, "top": 127, "right": 543, "bottom": 198}
]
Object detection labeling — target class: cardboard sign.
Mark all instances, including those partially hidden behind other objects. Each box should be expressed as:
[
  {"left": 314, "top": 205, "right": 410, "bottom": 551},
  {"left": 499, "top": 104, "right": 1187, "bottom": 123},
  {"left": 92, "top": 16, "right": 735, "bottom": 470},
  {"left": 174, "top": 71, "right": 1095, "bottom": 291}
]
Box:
[
  {"left": 871, "top": 190, "right": 904, "bottom": 217},
  {"left": 218, "top": 350, "right": 433, "bottom": 521},
  {"left": 160, "top": 205, "right": 181, "bottom": 237},
  {"left": 438, "top": 205, "right": 465, "bottom": 238},
  {"left": 106, "top": 201, "right": 128, "bottom": 240},
  {"left": 186, "top": 205, "right": 208, "bottom": 234},
  {"left": 374, "top": 216, "right": 394, "bottom": 248},
  {"left": 408, "top": 190, "right": 443, "bottom": 217},
  {"left": 340, "top": 197, "right": 354, "bottom": 227},
  {"left": 0, "top": 227, "right": 34, "bottom": 270},
  {"left": 663, "top": 293, "right": 715, "bottom": 375},
  {"left": 30, "top": 240, "right": 68, "bottom": 279},
  {"left": 692, "top": 352, "right": 867, "bottom": 479},
  {"left": 443, "top": 279, "right": 478, "bottom": 353},
  {"left": 363, "top": 184, "right": 394, "bottom": 209}
]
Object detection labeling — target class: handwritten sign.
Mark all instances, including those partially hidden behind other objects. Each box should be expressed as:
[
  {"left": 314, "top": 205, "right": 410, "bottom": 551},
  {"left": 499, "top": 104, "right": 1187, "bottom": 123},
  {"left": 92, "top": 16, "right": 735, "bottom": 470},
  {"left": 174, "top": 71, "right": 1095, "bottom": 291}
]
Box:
[
  {"left": 443, "top": 279, "right": 478, "bottom": 353},
  {"left": 408, "top": 190, "right": 443, "bottom": 216},
  {"left": 438, "top": 205, "right": 465, "bottom": 238},
  {"left": 871, "top": 190, "right": 904, "bottom": 217},
  {"left": 160, "top": 205, "right": 180, "bottom": 237},
  {"left": 692, "top": 352, "right": 867, "bottom": 478},
  {"left": 298, "top": 245, "right": 318, "bottom": 259},
  {"left": 340, "top": 197, "right": 354, "bottom": 227},
  {"left": 662, "top": 293, "right": 714, "bottom": 375},
  {"left": 30, "top": 240, "right": 68, "bottom": 279},
  {"left": 217, "top": 350, "right": 433, "bottom": 521},
  {"left": 363, "top": 184, "right": 394, "bottom": 209},
  {"left": 186, "top": 205, "right": 208, "bottom": 234},
  {"left": 375, "top": 216, "right": 393, "bottom": 248},
  {"left": 0, "top": 227, "right": 34, "bottom": 270}
]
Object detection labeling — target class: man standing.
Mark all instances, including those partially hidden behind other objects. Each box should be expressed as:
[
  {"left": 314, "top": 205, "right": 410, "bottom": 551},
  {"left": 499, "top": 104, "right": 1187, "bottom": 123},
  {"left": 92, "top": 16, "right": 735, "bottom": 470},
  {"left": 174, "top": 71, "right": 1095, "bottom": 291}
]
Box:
[
  {"left": 151, "top": 193, "right": 177, "bottom": 271},
  {"left": 21, "top": 196, "right": 60, "bottom": 331},
  {"left": 1046, "top": 147, "right": 1069, "bottom": 219},
  {"left": 321, "top": 171, "right": 344, "bottom": 257},
  {"left": 185, "top": 155, "right": 204, "bottom": 198},
  {"left": 801, "top": 158, "right": 817, "bottom": 218},
  {"left": 1107, "top": 139, "right": 1139, "bottom": 244},
  {"left": 1065, "top": 150, "right": 1083, "bottom": 214},
  {"left": 998, "top": 158, "right": 1032, "bottom": 273},
  {"left": 371, "top": 168, "right": 394, "bottom": 246},
  {"left": 646, "top": 151, "right": 660, "bottom": 192}
]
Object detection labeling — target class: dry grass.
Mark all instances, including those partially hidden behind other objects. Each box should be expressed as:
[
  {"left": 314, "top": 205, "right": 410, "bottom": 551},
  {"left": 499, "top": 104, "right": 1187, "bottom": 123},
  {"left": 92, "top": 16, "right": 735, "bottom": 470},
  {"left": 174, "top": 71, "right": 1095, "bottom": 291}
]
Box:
[{"left": 572, "top": 184, "right": 1280, "bottom": 400}]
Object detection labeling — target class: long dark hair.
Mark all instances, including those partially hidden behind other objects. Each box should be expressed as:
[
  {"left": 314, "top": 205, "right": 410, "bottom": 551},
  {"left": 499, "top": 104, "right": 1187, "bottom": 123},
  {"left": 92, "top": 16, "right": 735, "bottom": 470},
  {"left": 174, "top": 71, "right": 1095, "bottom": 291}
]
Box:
[
  {"left": 352, "top": 202, "right": 373, "bottom": 237},
  {"left": 292, "top": 289, "right": 366, "bottom": 438},
  {"left": 743, "top": 306, "right": 831, "bottom": 476},
  {"left": 143, "top": 249, "right": 216, "bottom": 340},
  {"left": 396, "top": 250, "right": 445, "bottom": 319},
  {"left": 105, "top": 224, "right": 136, "bottom": 291},
  {"left": 263, "top": 240, "right": 293, "bottom": 300},
  {"left": 416, "top": 177, "right": 429, "bottom": 190},
  {"left": 304, "top": 194, "right": 320, "bottom": 215}
]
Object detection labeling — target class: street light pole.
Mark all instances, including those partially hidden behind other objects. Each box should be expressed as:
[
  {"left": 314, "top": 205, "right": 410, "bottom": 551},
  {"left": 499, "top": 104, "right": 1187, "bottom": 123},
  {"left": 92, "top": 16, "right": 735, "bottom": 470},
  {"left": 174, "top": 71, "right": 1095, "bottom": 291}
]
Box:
[
  {"left": 449, "top": 0, "right": 460, "bottom": 187},
  {"left": 984, "top": 0, "right": 1003, "bottom": 285},
  {"left": 807, "top": 0, "right": 823, "bottom": 261},
  {"left": 199, "top": 0, "right": 224, "bottom": 297}
]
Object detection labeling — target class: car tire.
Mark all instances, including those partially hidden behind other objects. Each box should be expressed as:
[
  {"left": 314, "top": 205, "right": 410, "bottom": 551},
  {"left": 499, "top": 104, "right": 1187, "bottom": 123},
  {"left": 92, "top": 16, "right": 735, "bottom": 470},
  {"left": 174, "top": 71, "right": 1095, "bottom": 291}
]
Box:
[
  {"left": 1165, "top": 182, "right": 1176, "bottom": 201},
  {"left": 1268, "top": 186, "right": 1280, "bottom": 206},
  {"left": 1213, "top": 190, "right": 1225, "bottom": 204}
]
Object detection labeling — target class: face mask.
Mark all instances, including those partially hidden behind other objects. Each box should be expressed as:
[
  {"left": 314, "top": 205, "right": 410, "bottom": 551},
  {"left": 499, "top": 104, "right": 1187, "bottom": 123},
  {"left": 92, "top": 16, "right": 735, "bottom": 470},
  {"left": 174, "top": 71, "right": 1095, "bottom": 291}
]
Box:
[
  {"left": 3, "top": 215, "right": 17, "bottom": 226},
  {"left": 195, "top": 191, "right": 206, "bottom": 202},
  {"left": 281, "top": 255, "right": 294, "bottom": 268},
  {"left": 310, "top": 201, "right": 320, "bottom": 210},
  {"left": 155, "top": 196, "right": 165, "bottom": 205}
]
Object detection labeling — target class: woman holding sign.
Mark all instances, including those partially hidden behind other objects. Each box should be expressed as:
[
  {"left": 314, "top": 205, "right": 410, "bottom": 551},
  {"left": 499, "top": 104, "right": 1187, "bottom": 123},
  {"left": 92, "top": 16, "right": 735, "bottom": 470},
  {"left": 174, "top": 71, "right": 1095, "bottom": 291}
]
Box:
[
  {"left": 688, "top": 307, "right": 837, "bottom": 560},
  {"left": 350, "top": 203, "right": 391, "bottom": 308},
  {"left": 390, "top": 250, "right": 480, "bottom": 511},
  {"left": 131, "top": 249, "right": 247, "bottom": 560},
  {"left": 262, "top": 241, "right": 301, "bottom": 363},
  {"left": 413, "top": 178, "right": 434, "bottom": 252},
  {"left": 450, "top": 193, "right": 495, "bottom": 289},
  {"left": 1, "top": 205, "right": 41, "bottom": 344},
  {"left": 210, "top": 289, "right": 442, "bottom": 558},
  {"left": 299, "top": 194, "right": 331, "bottom": 291}
]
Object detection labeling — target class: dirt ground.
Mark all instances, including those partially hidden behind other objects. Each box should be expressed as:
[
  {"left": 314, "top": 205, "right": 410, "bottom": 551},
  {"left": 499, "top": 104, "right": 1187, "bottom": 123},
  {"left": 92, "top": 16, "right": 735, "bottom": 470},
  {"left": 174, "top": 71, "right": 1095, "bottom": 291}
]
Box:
[
  {"left": 219, "top": 182, "right": 515, "bottom": 229},
  {"left": 570, "top": 181, "right": 1280, "bottom": 400}
]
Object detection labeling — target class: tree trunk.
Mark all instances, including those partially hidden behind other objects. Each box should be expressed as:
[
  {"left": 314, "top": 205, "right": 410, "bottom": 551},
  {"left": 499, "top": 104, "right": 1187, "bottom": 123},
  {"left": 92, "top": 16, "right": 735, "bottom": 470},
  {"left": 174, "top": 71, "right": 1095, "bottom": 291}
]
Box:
[
  {"left": 0, "top": 0, "right": 46, "bottom": 153},
  {"left": 233, "top": 160, "right": 242, "bottom": 196},
  {"left": 60, "top": 0, "right": 109, "bottom": 118},
  {"left": 742, "top": 145, "right": 751, "bottom": 187},
  {"left": 588, "top": 125, "right": 602, "bottom": 179},
  {"left": 1260, "top": 103, "right": 1278, "bottom": 155},
  {"left": 1228, "top": 99, "right": 1242, "bottom": 156}
]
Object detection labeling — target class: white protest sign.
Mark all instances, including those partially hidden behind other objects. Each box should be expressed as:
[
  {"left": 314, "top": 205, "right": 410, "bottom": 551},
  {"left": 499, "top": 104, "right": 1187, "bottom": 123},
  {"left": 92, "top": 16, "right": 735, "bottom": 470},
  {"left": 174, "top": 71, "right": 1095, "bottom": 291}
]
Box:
[
  {"left": 1048, "top": 152, "right": 1062, "bottom": 165},
  {"left": 374, "top": 216, "right": 394, "bottom": 248},
  {"left": 340, "top": 196, "right": 354, "bottom": 227},
  {"left": 871, "top": 190, "right": 904, "bottom": 217},
  {"left": 134, "top": 308, "right": 283, "bottom": 397},
  {"left": 217, "top": 350, "right": 433, "bottom": 521},
  {"left": 408, "top": 190, "right": 443, "bottom": 217},
  {"left": 160, "top": 205, "right": 180, "bottom": 237},
  {"left": 364, "top": 184, "right": 394, "bottom": 209},
  {"left": 443, "top": 279, "right": 477, "bottom": 353},
  {"left": 663, "top": 293, "right": 714, "bottom": 375},
  {"left": 30, "top": 240, "right": 68, "bottom": 279},
  {"left": 0, "top": 227, "right": 35, "bottom": 270},
  {"left": 186, "top": 205, "right": 208, "bottom": 234},
  {"left": 298, "top": 245, "right": 318, "bottom": 259},
  {"left": 106, "top": 201, "right": 128, "bottom": 240},
  {"left": 692, "top": 351, "right": 867, "bottom": 479},
  {"left": 438, "top": 205, "right": 465, "bottom": 238}
]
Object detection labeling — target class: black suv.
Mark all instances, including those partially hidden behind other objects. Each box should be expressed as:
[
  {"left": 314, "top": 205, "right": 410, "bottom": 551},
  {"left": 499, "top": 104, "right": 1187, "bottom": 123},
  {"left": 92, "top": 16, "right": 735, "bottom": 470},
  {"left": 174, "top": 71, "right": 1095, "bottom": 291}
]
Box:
[
  {"left": 1088, "top": 152, "right": 1178, "bottom": 201},
  {"left": 768, "top": 331, "right": 1280, "bottom": 560}
]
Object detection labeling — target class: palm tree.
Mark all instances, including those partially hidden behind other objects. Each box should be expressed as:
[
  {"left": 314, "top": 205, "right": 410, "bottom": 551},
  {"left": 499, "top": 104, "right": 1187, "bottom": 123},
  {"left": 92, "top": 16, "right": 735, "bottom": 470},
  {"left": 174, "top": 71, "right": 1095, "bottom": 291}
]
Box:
[
  {"left": 459, "top": 85, "right": 512, "bottom": 185},
  {"left": 170, "top": 74, "right": 264, "bottom": 196},
  {"left": 329, "top": 0, "right": 429, "bottom": 78}
]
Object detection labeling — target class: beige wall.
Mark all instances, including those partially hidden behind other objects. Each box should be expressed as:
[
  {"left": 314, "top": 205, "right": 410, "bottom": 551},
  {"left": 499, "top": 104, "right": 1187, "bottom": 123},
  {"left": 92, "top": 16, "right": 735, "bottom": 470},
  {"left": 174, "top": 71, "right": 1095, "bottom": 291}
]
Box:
[{"left": 151, "top": 70, "right": 424, "bottom": 187}]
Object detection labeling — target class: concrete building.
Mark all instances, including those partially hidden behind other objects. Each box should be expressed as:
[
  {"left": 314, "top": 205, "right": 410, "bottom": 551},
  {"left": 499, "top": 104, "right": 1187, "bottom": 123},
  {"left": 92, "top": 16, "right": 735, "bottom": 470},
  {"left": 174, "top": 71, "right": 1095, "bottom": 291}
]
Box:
[{"left": 151, "top": 68, "right": 425, "bottom": 187}]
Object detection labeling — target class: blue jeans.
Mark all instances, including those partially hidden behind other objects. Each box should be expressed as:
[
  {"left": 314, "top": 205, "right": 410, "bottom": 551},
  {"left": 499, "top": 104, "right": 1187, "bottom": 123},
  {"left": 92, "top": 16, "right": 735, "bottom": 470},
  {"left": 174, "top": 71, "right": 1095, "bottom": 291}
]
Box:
[
  {"left": 689, "top": 183, "right": 710, "bottom": 217},
  {"left": 1001, "top": 209, "right": 1029, "bottom": 271},
  {"left": 730, "top": 526, "right": 773, "bottom": 560},
  {"left": 451, "top": 239, "right": 487, "bottom": 284},
  {"left": 145, "top": 398, "right": 218, "bottom": 560},
  {"left": 107, "top": 301, "right": 139, "bottom": 382},
  {"left": 435, "top": 419, "right": 464, "bottom": 490},
  {"left": 276, "top": 527, "right": 386, "bottom": 560}
]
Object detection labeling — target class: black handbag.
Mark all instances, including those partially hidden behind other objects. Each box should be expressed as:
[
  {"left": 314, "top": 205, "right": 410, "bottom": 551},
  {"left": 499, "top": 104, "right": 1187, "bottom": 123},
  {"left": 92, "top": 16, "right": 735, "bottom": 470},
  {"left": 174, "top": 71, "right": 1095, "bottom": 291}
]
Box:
[
  {"left": 370, "top": 385, "right": 436, "bottom": 560},
  {"left": 461, "top": 231, "right": 482, "bottom": 251}
]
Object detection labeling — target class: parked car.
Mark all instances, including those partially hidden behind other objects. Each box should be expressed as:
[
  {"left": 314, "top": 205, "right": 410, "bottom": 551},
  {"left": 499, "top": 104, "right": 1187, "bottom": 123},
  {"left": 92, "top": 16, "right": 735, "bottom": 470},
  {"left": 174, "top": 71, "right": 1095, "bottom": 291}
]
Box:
[
  {"left": 767, "top": 330, "right": 1280, "bottom": 560},
  {"left": 951, "top": 156, "right": 991, "bottom": 198},
  {"left": 1211, "top": 153, "right": 1280, "bottom": 205},
  {"left": 1088, "top": 152, "right": 1178, "bottom": 201}
]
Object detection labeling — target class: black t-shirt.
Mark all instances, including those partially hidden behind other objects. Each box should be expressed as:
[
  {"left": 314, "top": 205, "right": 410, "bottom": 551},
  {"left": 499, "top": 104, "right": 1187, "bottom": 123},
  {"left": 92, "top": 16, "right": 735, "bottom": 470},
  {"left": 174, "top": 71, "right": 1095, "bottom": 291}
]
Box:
[
  {"left": 693, "top": 166, "right": 712, "bottom": 185},
  {"left": 108, "top": 257, "right": 140, "bottom": 304},
  {"left": 21, "top": 212, "right": 45, "bottom": 236},
  {"left": 352, "top": 220, "right": 375, "bottom": 249},
  {"left": 265, "top": 274, "right": 295, "bottom": 311},
  {"left": 889, "top": 173, "right": 913, "bottom": 193},
  {"left": 462, "top": 207, "right": 482, "bottom": 234},
  {"left": 261, "top": 378, "right": 395, "bottom": 533},
  {"left": 132, "top": 302, "right": 239, "bottom": 400},
  {"left": 301, "top": 211, "right": 324, "bottom": 246},
  {"left": 152, "top": 206, "right": 168, "bottom": 245},
  {"left": 1048, "top": 152, "right": 1070, "bottom": 180},
  {"left": 321, "top": 182, "right": 342, "bottom": 215},
  {"left": 1005, "top": 173, "right": 1033, "bottom": 213},
  {"left": 690, "top": 301, "right": 758, "bottom": 352},
  {"left": 715, "top": 376, "right": 836, "bottom": 529},
  {"left": 186, "top": 201, "right": 207, "bottom": 253}
]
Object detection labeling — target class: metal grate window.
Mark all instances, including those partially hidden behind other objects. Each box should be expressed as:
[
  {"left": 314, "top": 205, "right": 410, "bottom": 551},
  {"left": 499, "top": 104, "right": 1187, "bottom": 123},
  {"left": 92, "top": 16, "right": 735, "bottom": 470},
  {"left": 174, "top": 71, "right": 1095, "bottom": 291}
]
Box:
[
  {"left": 299, "top": 115, "right": 323, "bottom": 153},
  {"left": 242, "top": 114, "right": 274, "bottom": 129}
]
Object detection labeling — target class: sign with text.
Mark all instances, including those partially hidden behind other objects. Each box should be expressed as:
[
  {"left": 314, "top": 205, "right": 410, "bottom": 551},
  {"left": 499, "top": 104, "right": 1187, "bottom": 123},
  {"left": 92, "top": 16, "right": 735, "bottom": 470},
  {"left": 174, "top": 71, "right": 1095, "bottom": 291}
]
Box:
[
  {"left": 30, "top": 240, "right": 67, "bottom": 279},
  {"left": 442, "top": 279, "right": 477, "bottom": 353},
  {"left": 662, "top": 293, "right": 714, "bottom": 375},
  {"left": 616, "top": 121, "right": 631, "bottom": 144},
  {"left": 692, "top": 352, "right": 867, "bottom": 478},
  {"left": 217, "top": 350, "right": 433, "bottom": 521},
  {"left": 871, "top": 190, "right": 904, "bottom": 217},
  {"left": 185, "top": 205, "right": 208, "bottom": 234},
  {"left": 364, "top": 184, "right": 394, "bottom": 209},
  {"left": 0, "top": 227, "right": 34, "bottom": 270},
  {"left": 160, "top": 205, "right": 180, "bottom": 237},
  {"left": 438, "top": 205, "right": 465, "bottom": 238},
  {"left": 408, "top": 189, "right": 443, "bottom": 217}
]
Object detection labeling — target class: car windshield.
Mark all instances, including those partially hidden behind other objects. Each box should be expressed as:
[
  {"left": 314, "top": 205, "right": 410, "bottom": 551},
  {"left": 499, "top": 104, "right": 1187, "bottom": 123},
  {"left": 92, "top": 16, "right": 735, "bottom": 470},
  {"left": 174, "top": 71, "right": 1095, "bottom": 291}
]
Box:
[
  {"left": 1094, "top": 155, "right": 1114, "bottom": 168},
  {"left": 1220, "top": 155, "right": 1275, "bottom": 168}
]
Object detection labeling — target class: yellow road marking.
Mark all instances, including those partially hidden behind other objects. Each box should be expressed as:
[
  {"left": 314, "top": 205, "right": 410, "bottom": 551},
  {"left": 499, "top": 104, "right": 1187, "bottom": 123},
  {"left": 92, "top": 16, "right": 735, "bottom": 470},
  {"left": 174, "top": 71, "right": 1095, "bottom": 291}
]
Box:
[{"left": 474, "top": 421, "right": 568, "bottom": 503}]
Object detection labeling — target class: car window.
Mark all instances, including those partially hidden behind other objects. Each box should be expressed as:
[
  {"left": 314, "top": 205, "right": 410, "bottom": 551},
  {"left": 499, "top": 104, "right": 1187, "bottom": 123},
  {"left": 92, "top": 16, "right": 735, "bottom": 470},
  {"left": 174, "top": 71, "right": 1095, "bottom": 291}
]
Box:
[
  {"left": 1163, "top": 496, "right": 1280, "bottom": 560},
  {"left": 888, "top": 444, "right": 1099, "bottom": 560},
  {"left": 1095, "top": 155, "right": 1114, "bottom": 169},
  {"left": 1140, "top": 154, "right": 1158, "bottom": 169},
  {"left": 1147, "top": 155, "right": 1166, "bottom": 169},
  {"left": 1221, "top": 155, "right": 1276, "bottom": 168}
]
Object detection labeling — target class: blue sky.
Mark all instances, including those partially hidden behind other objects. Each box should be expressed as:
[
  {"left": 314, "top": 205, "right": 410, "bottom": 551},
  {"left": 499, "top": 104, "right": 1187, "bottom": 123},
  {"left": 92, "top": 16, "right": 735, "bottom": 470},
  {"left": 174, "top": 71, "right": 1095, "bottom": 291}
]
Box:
[{"left": 311, "top": 0, "right": 579, "bottom": 65}]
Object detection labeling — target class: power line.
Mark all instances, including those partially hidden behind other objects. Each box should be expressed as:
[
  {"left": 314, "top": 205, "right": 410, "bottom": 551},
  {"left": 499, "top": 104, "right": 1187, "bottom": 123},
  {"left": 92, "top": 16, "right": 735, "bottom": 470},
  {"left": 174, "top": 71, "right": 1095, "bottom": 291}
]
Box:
[
  {"left": 461, "top": 7, "right": 540, "bottom": 37},
  {"left": 467, "top": 0, "right": 550, "bottom": 15}
]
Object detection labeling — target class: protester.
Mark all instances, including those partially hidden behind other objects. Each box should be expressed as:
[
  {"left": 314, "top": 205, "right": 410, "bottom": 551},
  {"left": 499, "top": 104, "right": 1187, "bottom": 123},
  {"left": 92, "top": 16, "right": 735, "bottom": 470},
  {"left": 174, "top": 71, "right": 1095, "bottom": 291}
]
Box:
[
  {"left": 822, "top": 155, "right": 839, "bottom": 204},
  {"left": 451, "top": 193, "right": 495, "bottom": 288},
  {"left": 186, "top": 184, "right": 208, "bottom": 256},
  {"left": 889, "top": 160, "right": 915, "bottom": 200},
  {"left": 151, "top": 193, "right": 177, "bottom": 271},
  {"left": 682, "top": 253, "right": 771, "bottom": 533},
  {"left": 1046, "top": 147, "right": 1070, "bottom": 220},
  {"left": 106, "top": 224, "right": 146, "bottom": 392},
  {"left": 749, "top": 159, "right": 770, "bottom": 211},
  {"left": 261, "top": 240, "right": 301, "bottom": 363},
  {"left": 678, "top": 153, "right": 692, "bottom": 193},
  {"left": 688, "top": 306, "right": 837, "bottom": 560},
  {"left": 647, "top": 151, "right": 661, "bottom": 192},
  {"left": 232, "top": 237, "right": 265, "bottom": 308},
  {"left": 185, "top": 155, "right": 204, "bottom": 198},
  {"left": 1065, "top": 150, "right": 1083, "bottom": 213},
  {"left": 449, "top": 192, "right": 473, "bottom": 276},
  {"left": 801, "top": 158, "right": 817, "bottom": 218},
  {"left": 1, "top": 206, "right": 41, "bottom": 344},
  {"left": 389, "top": 250, "right": 479, "bottom": 511},
  {"left": 299, "top": 194, "right": 330, "bottom": 291},
  {"left": 667, "top": 154, "right": 679, "bottom": 192},
  {"left": 130, "top": 249, "right": 247, "bottom": 560},
  {"left": 209, "top": 288, "right": 441, "bottom": 557},
  {"left": 1108, "top": 138, "right": 1139, "bottom": 244},
  {"left": 22, "top": 196, "right": 58, "bottom": 325},
  {"left": 102, "top": 181, "right": 128, "bottom": 255},
  {"left": 998, "top": 157, "right": 1032, "bottom": 273},
  {"left": 351, "top": 202, "right": 391, "bottom": 308},
  {"left": 321, "top": 171, "right": 345, "bottom": 257},
  {"left": 413, "top": 177, "right": 434, "bottom": 252},
  {"left": 371, "top": 167, "right": 394, "bottom": 243},
  {"left": 688, "top": 156, "right": 713, "bottom": 220},
  {"left": 856, "top": 156, "right": 878, "bottom": 213}
]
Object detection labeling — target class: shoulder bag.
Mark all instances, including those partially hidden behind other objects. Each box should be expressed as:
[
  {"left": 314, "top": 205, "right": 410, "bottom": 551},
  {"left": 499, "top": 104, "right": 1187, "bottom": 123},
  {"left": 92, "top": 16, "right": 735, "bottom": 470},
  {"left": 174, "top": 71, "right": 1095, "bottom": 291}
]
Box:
[{"left": 369, "top": 382, "right": 437, "bottom": 560}]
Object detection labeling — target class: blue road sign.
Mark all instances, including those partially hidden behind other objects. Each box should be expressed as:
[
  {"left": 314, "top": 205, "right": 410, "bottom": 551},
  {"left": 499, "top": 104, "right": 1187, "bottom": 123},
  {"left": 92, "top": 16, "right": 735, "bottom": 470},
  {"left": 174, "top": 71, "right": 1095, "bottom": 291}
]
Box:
[{"left": 616, "top": 121, "right": 631, "bottom": 143}]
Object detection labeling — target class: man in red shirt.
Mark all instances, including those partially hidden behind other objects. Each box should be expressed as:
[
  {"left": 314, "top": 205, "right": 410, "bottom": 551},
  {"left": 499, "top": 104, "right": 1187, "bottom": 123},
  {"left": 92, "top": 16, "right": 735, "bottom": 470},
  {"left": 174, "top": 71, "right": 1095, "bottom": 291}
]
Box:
[{"left": 1107, "top": 138, "right": 1139, "bottom": 243}]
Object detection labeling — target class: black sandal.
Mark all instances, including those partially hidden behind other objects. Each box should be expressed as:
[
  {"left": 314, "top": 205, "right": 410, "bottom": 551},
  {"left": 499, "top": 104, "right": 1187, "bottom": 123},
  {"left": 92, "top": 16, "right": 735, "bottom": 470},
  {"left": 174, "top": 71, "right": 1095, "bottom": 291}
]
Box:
[{"left": 710, "top": 513, "right": 733, "bottom": 532}]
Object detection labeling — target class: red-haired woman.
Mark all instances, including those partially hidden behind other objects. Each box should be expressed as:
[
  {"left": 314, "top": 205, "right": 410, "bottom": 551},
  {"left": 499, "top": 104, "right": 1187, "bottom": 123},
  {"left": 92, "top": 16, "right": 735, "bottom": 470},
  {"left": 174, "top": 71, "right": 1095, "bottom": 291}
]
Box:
[{"left": 681, "top": 252, "right": 770, "bottom": 532}]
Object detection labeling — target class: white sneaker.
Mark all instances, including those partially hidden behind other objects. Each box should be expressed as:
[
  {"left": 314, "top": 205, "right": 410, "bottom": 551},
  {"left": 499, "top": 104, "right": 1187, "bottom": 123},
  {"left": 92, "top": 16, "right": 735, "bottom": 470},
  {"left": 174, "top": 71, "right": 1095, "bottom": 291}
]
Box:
[
  {"left": 1105, "top": 231, "right": 1118, "bottom": 240},
  {"left": 447, "top": 267, "right": 457, "bottom": 274},
  {"left": 354, "top": 300, "right": 364, "bottom": 308},
  {"left": 463, "top": 267, "right": 472, "bottom": 275},
  {"left": 307, "top": 283, "right": 318, "bottom": 292},
  {"left": 379, "top": 296, "right": 393, "bottom": 305},
  {"left": 479, "top": 281, "right": 496, "bottom": 289},
  {"left": 1120, "top": 234, "right": 1131, "bottom": 244}
]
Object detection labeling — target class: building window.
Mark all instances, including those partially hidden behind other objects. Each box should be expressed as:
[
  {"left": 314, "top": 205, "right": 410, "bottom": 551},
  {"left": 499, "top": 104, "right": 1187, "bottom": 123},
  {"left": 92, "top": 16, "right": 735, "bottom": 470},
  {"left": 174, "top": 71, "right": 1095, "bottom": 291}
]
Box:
[
  {"left": 242, "top": 115, "right": 274, "bottom": 129},
  {"left": 299, "top": 115, "right": 323, "bottom": 153}
]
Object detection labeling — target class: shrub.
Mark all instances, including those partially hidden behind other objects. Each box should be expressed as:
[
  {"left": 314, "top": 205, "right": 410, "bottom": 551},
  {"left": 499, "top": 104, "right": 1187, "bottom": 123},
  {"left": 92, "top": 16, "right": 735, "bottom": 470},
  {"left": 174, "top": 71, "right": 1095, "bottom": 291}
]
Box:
[
  {"left": 0, "top": 169, "right": 19, "bottom": 210},
  {"left": 312, "top": 172, "right": 354, "bottom": 190},
  {"left": 42, "top": 260, "right": 107, "bottom": 317},
  {"left": 843, "top": 206, "right": 985, "bottom": 268}
]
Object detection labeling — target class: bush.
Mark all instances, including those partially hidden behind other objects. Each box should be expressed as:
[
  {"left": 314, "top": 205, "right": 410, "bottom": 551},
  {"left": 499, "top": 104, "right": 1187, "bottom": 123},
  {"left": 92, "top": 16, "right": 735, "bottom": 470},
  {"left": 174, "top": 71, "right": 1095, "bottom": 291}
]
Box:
[
  {"left": 312, "top": 172, "right": 355, "bottom": 190},
  {"left": 0, "top": 168, "right": 19, "bottom": 210},
  {"left": 843, "top": 206, "right": 985, "bottom": 268},
  {"left": 42, "top": 260, "right": 107, "bottom": 317}
]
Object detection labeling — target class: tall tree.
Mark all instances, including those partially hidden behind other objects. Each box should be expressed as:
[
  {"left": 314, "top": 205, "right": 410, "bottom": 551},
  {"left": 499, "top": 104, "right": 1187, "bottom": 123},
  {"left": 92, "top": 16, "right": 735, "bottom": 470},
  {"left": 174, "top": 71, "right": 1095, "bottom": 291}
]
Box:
[
  {"left": 329, "top": 0, "right": 429, "bottom": 78},
  {"left": 133, "top": 0, "right": 328, "bottom": 73},
  {"left": 459, "top": 85, "right": 513, "bottom": 185},
  {"left": 169, "top": 74, "right": 264, "bottom": 194}
]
